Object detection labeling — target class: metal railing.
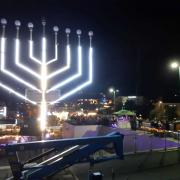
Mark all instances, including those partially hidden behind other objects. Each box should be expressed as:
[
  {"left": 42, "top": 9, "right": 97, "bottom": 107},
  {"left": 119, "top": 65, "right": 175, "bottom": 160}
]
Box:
[{"left": 123, "top": 131, "right": 180, "bottom": 154}]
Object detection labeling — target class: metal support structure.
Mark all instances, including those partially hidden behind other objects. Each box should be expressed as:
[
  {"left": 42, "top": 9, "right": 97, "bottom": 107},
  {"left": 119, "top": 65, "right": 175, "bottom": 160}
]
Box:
[
  {"left": 109, "top": 88, "right": 119, "bottom": 111},
  {"left": 164, "top": 131, "right": 167, "bottom": 152},
  {"left": 134, "top": 134, "right": 137, "bottom": 153}
]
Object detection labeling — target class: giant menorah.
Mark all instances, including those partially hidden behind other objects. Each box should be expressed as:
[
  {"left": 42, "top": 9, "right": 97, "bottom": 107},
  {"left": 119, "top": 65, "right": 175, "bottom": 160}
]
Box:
[{"left": 0, "top": 19, "right": 93, "bottom": 131}]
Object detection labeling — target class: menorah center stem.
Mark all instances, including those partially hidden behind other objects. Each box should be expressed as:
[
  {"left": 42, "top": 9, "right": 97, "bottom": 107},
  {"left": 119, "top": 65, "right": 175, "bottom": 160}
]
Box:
[{"left": 40, "top": 37, "right": 47, "bottom": 132}]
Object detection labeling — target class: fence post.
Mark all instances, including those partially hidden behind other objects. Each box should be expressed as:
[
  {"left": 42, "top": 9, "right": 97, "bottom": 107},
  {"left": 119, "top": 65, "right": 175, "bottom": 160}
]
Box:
[
  {"left": 112, "top": 168, "right": 115, "bottom": 180},
  {"left": 178, "top": 131, "right": 180, "bottom": 162},
  {"left": 178, "top": 131, "right": 180, "bottom": 150},
  {"left": 134, "top": 134, "right": 137, "bottom": 153},
  {"left": 150, "top": 134, "right": 153, "bottom": 152},
  {"left": 164, "top": 131, "right": 167, "bottom": 152}
]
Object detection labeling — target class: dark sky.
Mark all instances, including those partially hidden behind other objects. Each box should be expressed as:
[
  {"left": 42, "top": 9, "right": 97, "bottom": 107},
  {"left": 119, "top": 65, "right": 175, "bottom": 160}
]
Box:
[{"left": 1, "top": 0, "right": 180, "bottom": 99}]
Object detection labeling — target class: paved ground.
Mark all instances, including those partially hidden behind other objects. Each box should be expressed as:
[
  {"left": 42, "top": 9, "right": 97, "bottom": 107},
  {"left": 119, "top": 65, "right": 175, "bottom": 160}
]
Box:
[
  {"left": 82, "top": 126, "right": 179, "bottom": 153},
  {"left": 71, "top": 162, "right": 180, "bottom": 180},
  {"left": 118, "top": 164, "right": 180, "bottom": 180},
  {"left": 1, "top": 162, "right": 180, "bottom": 180}
]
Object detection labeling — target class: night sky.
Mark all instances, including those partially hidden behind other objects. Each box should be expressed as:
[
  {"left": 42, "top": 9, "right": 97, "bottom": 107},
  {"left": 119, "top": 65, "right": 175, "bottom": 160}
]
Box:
[{"left": 1, "top": 0, "right": 180, "bottom": 100}]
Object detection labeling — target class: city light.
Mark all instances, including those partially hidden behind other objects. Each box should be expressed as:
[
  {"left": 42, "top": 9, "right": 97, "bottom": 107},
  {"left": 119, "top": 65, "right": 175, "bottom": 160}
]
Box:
[
  {"left": 128, "top": 96, "right": 137, "bottom": 99},
  {"left": 87, "top": 112, "right": 97, "bottom": 116},
  {"left": 0, "top": 106, "right": 7, "bottom": 118}
]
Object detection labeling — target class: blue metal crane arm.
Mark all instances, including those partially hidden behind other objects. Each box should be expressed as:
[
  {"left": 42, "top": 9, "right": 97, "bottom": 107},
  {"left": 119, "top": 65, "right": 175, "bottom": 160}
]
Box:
[
  {"left": 5, "top": 131, "right": 124, "bottom": 180},
  {"left": 6, "top": 133, "right": 122, "bottom": 152}
]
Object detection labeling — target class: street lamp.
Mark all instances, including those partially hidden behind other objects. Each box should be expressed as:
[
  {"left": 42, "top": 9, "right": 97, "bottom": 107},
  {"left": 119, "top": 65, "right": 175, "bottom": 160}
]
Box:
[
  {"left": 170, "top": 61, "right": 180, "bottom": 94},
  {"left": 109, "top": 88, "right": 119, "bottom": 110},
  {"left": 171, "top": 62, "right": 179, "bottom": 69},
  {"left": 158, "top": 100, "right": 163, "bottom": 108},
  {"left": 170, "top": 61, "right": 180, "bottom": 81}
]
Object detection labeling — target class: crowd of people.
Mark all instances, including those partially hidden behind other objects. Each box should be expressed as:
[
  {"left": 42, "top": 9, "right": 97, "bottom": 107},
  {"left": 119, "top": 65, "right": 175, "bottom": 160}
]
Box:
[
  {"left": 68, "top": 113, "right": 174, "bottom": 133},
  {"left": 150, "top": 120, "right": 170, "bottom": 130},
  {"left": 69, "top": 114, "right": 115, "bottom": 126}
]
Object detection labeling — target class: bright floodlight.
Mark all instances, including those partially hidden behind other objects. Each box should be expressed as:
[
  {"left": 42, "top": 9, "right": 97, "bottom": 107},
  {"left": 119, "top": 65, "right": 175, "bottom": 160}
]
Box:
[
  {"left": 88, "top": 31, "right": 93, "bottom": 36},
  {"left": 0, "top": 19, "right": 93, "bottom": 132},
  {"left": 53, "top": 26, "right": 59, "bottom": 32},
  {"left": 76, "top": 29, "right": 82, "bottom": 35},
  {"left": 109, "top": 88, "right": 114, "bottom": 93},
  {"left": 1, "top": 18, "right": 7, "bottom": 25},
  {"left": 28, "top": 22, "right": 33, "bottom": 28},
  {"left": 15, "top": 20, "right": 21, "bottom": 26},
  {"left": 171, "top": 62, "right": 179, "bottom": 69},
  {"left": 65, "top": 28, "right": 71, "bottom": 34}
]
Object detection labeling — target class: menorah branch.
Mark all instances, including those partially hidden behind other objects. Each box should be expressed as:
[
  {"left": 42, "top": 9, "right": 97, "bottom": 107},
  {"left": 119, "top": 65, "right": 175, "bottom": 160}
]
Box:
[
  {"left": 50, "top": 47, "right": 93, "bottom": 104},
  {"left": 46, "top": 44, "right": 58, "bottom": 65},
  {"left": 0, "top": 82, "right": 37, "bottom": 104},
  {"left": 15, "top": 39, "right": 41, "bottom": 79},
  {"left": 47, "top": 45, "right": 81, "bottom": 92},
  {"left": 46, "top": 45, "right": 71, "bottom": 80},
  {"left": 29, "top": 40, "right": 42, "bottom": 65},
  {"left": 0, "top": 38, "right": 41, "bottom": 92}
]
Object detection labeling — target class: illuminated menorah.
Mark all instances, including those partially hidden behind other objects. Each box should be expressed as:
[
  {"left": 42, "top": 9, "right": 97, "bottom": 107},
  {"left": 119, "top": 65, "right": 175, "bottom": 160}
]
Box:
[{"left": 0, "top": 19, "right": 93, "bottom": 131}]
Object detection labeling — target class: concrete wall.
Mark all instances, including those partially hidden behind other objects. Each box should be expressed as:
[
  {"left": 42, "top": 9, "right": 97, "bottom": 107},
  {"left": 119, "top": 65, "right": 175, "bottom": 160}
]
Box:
[
  {"left": 72, "top": 149, "right": 180, "bottom": 179},
  {"left": 62, "top": 123, "right": 116, "bottom": 138},
  {"left": 62, "top": 122, "right": 98, "bottom": 138}
]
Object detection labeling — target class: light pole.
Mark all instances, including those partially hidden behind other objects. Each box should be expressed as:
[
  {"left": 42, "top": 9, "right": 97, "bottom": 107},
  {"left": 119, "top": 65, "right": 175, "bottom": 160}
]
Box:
[
  {"left": 170, "top": 61, "right": 180, "bottom": 93},
  {"left": 109, "top": 88, "right": 119, "bottom": 110}
]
